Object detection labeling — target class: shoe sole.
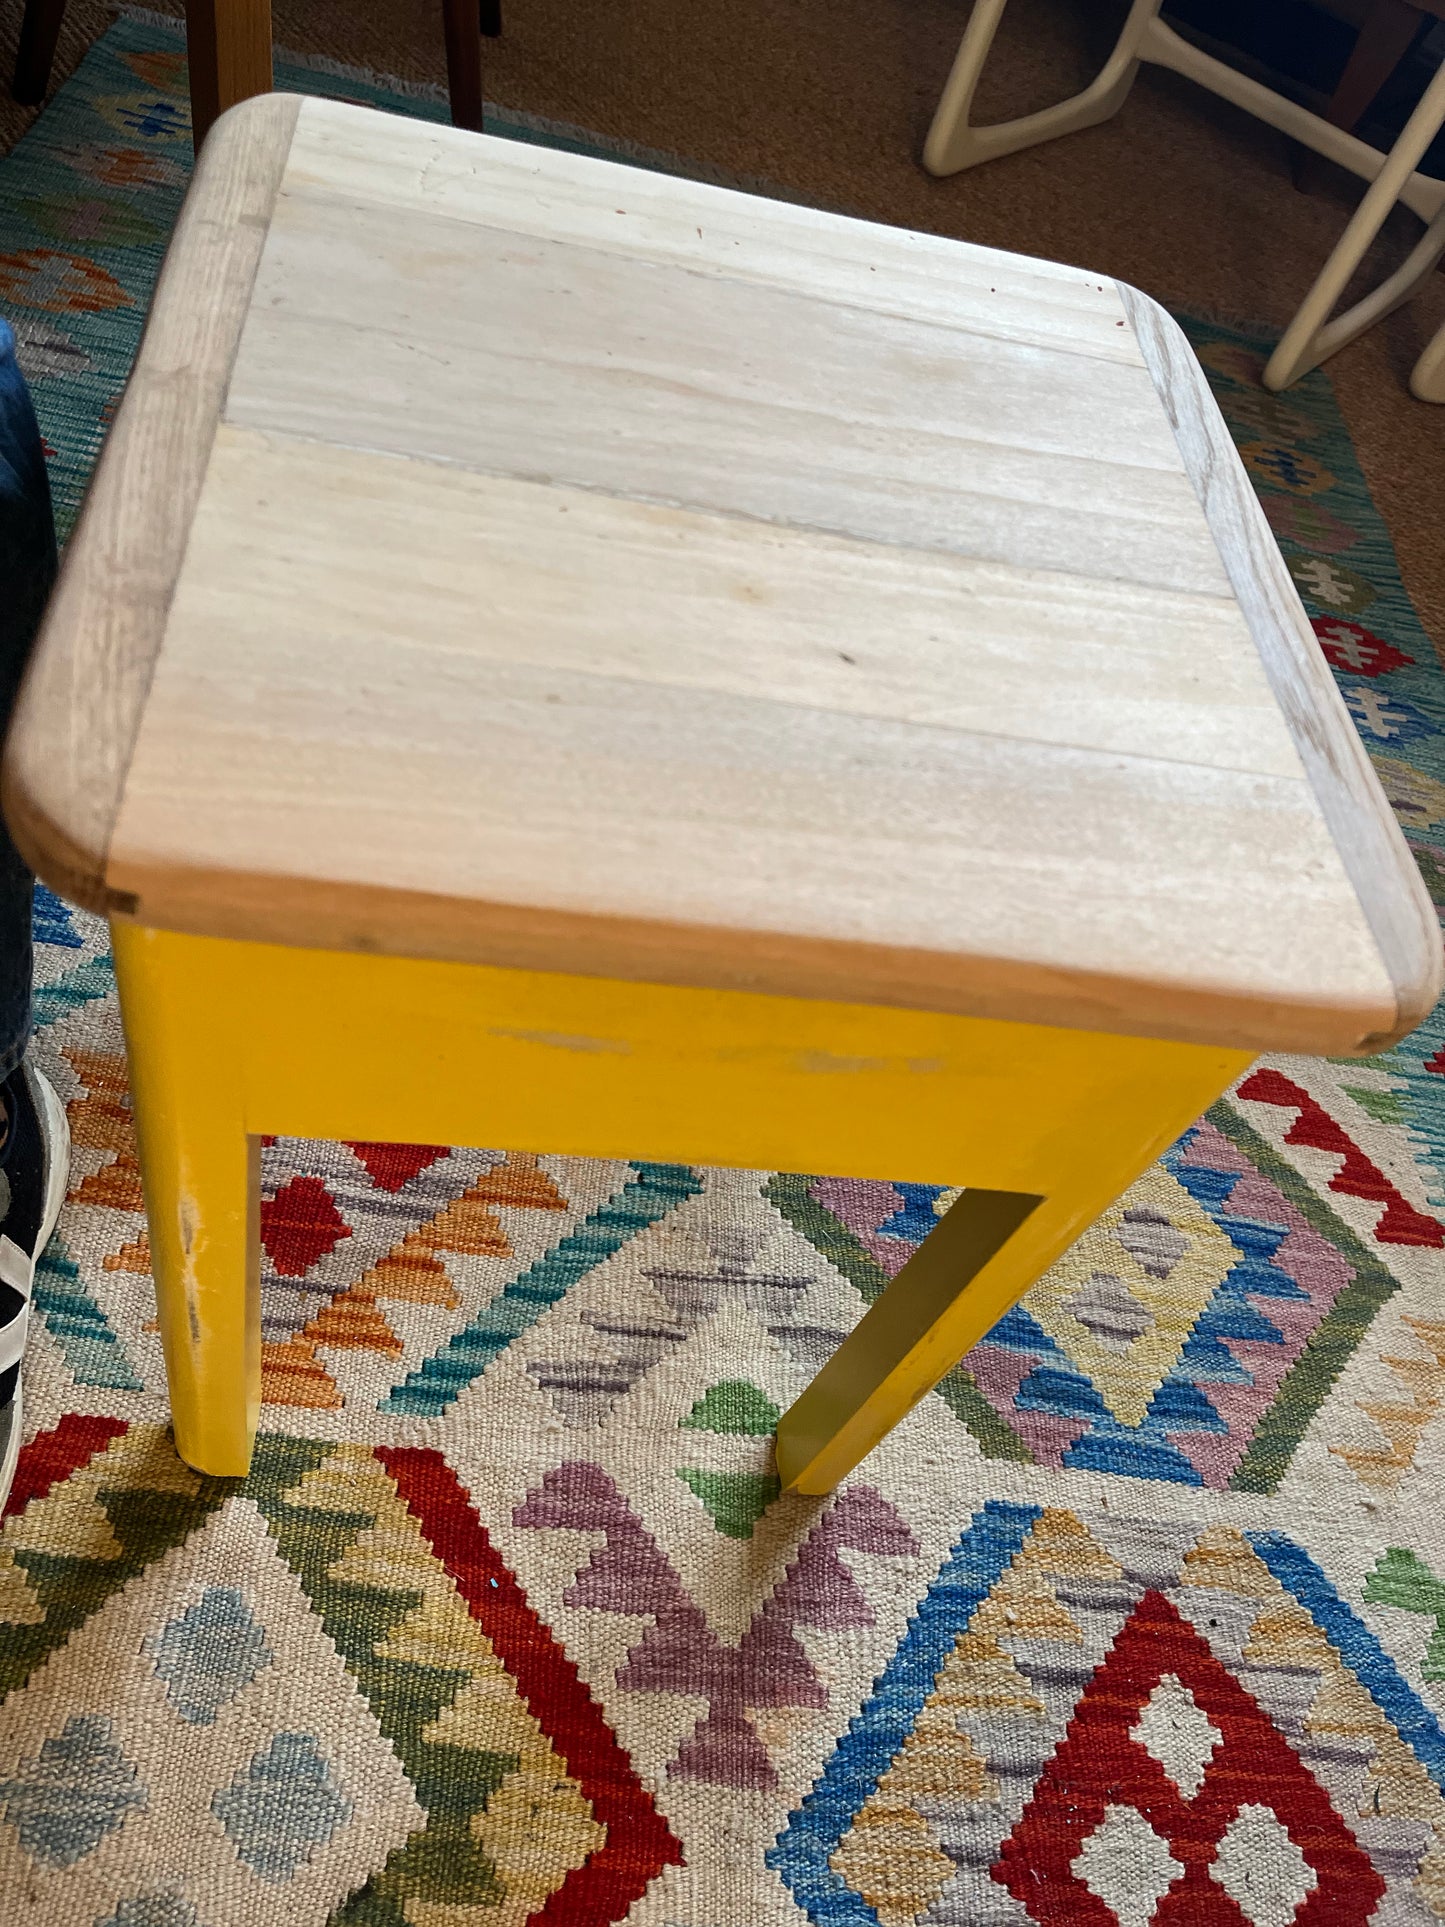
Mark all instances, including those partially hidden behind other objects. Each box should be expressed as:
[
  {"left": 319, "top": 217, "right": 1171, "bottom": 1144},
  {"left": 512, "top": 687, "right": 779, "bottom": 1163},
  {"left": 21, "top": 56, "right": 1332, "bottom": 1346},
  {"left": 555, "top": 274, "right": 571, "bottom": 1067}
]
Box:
[
  {"left": 27, "top": 1063, "right": 70, "bottom": 1260},
  {"left": 0, "top": 1066, "right": 73, "bottom": 1513},
  {"left": 0, "top": 1379, "right": 20, "bottom": 1518}
]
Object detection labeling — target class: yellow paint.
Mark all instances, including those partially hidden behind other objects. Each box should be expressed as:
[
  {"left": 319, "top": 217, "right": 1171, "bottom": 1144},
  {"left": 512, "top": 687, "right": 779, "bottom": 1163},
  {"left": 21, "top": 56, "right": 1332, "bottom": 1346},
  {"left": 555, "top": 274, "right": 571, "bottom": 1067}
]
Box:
[{"left": 109, "top": 921, "right": 1251, "bottom": 1483}]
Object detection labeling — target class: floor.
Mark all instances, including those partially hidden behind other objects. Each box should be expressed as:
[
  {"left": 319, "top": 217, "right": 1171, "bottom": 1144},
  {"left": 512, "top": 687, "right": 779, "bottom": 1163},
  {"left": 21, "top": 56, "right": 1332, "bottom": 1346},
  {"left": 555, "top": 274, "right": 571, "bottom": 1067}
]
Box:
[{"left": 2, "top": 0, "right": 1443, "bottom": 655}]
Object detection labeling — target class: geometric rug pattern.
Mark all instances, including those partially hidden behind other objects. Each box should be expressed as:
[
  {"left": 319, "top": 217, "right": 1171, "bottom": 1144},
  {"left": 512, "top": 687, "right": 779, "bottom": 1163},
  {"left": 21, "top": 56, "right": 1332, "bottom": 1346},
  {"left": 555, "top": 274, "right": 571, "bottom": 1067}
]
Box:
[
  {"left": 772, "top": 1504, "right": 1445, "bottom": 1927},
  {"left": 2, "top": 14, "right": 1445, "bottom": 1925}
]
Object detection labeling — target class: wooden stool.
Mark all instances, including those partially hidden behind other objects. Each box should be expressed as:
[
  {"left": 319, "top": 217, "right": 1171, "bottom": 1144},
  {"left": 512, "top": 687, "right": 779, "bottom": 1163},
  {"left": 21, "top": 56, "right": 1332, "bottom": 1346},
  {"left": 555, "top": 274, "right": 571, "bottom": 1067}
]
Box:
[{"left": 4, "top": 97, "right": 1437, "bottom": 1490}]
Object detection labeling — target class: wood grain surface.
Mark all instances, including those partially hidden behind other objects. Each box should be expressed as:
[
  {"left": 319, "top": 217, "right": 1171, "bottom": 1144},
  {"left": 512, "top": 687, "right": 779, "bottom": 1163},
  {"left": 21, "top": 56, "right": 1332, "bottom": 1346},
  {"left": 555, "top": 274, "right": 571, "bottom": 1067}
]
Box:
[
  {"left": 278, "top": 103, "right": 1145, "bottom": 364},
  {"left": 229, "top": 191, "right": 1227, "bottom": 595},
  {"left": 105, "top": 421, "right": 1399, "bottom": 1052},
  {"left": 1, "top": 92, "right": 302, "bottom": 910},
  {"left": 8, "top": 93, "right": 1437, "bottom": 1055},
  {"left": 1119, "top": 282, "right": 1443, "bottom": 1043}
]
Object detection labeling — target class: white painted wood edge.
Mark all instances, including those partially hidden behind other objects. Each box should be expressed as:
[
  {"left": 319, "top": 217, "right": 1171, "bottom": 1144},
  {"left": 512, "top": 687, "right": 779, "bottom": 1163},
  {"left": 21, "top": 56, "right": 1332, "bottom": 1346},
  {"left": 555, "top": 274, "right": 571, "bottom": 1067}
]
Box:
[{"left": 1119, "top": 280, "right": 1444, "bottom": 1049}]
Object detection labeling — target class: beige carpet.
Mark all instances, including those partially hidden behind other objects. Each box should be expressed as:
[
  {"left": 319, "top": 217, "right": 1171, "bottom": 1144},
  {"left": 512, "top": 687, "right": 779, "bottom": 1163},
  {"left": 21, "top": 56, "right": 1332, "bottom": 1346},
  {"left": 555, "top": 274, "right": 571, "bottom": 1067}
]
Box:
[{"left": 3, "top": 0, "right": 1443, "bottom": 652}]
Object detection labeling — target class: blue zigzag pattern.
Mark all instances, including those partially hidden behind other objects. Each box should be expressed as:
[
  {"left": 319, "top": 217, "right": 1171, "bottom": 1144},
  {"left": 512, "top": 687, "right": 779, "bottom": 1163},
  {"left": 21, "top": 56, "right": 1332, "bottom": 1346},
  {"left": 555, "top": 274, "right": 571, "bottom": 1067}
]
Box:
[
  {"left": 1249, "top": 1532, "right": 1445, "bottom": 1790},
  {"left": 32, "top": 884, "right": 82, "bottom": 950},
  {"left": 27, "top": 895, "right": 139, "bottom": 1387},
  {"left": 768, "top": 1499, "right": 1038, "bottom": 1925},
  {"left": 770, "top": 1506, "right": 1445, "bottom": 1926},
  {"left": 976, "top": 1124, "right": 1307, "bottom": 1486}
]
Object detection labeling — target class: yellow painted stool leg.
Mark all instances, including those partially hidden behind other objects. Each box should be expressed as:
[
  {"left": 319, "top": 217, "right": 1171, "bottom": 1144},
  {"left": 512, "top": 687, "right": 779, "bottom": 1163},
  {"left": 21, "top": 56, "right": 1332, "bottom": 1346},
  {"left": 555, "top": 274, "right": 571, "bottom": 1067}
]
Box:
[
  {"left": 111, "top": 921, "right": 259, "bottom": 1476},
  {"left": 775, "top": 1058, "right": 1251, "bottom": 1494},
  {"left": 108, "top": 920, "right": 1250, "bottom": 1484}
]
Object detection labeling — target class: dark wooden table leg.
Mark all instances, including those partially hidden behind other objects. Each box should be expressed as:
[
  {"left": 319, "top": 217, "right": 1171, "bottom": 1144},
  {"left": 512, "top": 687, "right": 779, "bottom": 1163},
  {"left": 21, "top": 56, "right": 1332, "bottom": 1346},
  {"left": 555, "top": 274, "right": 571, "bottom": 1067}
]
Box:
[
  {"left": 11, "top": 0, "right": 69, "bottom": 106},
  {"left": 442, "top": 0, "right": 484, "bottom": 131},
  {"left": 1296, "top": 0, "right": 1426, "bottom": 191},
  {"left": 1330, "top": 0, "right": 1428, "bottom": 131},
  {"left": 185, "top": 0, "right": 273, "bottom": 155}
]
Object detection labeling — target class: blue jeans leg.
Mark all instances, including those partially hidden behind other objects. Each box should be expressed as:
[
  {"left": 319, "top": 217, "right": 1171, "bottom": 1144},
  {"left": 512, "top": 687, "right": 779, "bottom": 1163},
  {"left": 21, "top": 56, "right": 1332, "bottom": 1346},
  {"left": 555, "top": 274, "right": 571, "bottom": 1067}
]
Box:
[{"left": 0, "top": 316, "right": 59, "bottom": 1076}]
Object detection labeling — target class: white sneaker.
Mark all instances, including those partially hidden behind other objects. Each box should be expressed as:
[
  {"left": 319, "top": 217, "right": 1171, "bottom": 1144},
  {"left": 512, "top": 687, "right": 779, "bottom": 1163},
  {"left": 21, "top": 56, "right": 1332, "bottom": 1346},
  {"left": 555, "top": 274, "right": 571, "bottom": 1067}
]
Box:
[{"left": 0, "top": 1062, "right": 71, "bottom": 1512}]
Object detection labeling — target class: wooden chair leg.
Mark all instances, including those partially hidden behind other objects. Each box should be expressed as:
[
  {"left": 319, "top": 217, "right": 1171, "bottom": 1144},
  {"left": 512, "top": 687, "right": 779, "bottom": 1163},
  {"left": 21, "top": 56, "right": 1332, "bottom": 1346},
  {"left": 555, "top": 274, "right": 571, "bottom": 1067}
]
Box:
[
  {"left": 1327, "top": 0, "right": 1426, "bottom": 134},
  {"left": 1295, "top": 0, "right": 1426, "bottom": 192},
  {"left": 776, "top": 1188, "right": 1046, "bottom": 1493},
  {"left": 111, "top": 918, "right": 1254, "bottom": 1487},
  {"left": 480, "top": 0, "right": 503, "bottom": 40},
  {"left": 11, "top": 0, "right": 68, "bottom": 106},
  {"left": 442, "top": 0, "right": 485, "bottom": 132},
  {"left": 184, "top": 0, "right": 273, "bottom": 155}
]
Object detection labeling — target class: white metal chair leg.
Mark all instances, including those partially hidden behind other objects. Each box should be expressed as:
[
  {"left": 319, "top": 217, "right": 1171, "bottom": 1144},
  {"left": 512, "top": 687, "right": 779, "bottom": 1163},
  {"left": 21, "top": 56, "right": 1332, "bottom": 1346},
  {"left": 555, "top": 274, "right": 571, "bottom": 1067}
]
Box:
[
  {"left": 922, "top": 0, "right": 1164, "bottom": 179},
  {"left": 1412, "top": 320, "right": 1445, "bottom": 402},
  {"left": 1263, "top": 54, "right": 1445, "bottom": 390}
]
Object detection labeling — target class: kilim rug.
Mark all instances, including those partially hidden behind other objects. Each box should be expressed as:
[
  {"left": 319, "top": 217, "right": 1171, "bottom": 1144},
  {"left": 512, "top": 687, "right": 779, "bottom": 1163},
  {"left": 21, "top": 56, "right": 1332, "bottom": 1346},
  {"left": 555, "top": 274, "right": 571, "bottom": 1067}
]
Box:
[{"left": 2, "top": 15, "right": 1445, "bottom": 1926}]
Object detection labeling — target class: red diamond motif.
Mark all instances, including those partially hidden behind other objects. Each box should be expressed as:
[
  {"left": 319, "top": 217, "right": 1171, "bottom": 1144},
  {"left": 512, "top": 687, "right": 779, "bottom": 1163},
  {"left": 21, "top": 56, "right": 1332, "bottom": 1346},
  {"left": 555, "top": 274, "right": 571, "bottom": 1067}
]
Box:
[
  {"left": 993, "top": 1588, "right": 1386, "bottom": 1925},
  {"left": 345, "top": 1140, "right": 450, "bottom": 1193},
  {"left": 260, "top": 1174, "right": 352, "bottom": 1277},
  {"left": 1311, "top": 617, "right": 1412, "bottom": 679}
]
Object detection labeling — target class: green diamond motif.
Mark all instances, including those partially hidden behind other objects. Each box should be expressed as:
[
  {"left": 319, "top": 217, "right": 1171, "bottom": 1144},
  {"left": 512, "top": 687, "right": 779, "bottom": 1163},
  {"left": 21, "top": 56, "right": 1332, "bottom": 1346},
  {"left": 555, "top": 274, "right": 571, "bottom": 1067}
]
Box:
[
  {"left": 677, "top": 1469, "right": 781, "bottom": 1539},
  {"left": 1364, "top": 1549, "right": 1445, "bottom": 1680},
  {"left": 681, "top": 1381, "right": 780, "bottom": 1436}
]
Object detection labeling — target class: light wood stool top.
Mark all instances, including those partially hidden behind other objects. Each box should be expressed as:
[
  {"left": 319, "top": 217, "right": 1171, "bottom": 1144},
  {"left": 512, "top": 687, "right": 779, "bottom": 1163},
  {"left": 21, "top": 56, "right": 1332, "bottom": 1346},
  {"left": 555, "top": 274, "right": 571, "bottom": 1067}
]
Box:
[{"left": 5, "top": 93, "right": 1438, "bottom": 1058}]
